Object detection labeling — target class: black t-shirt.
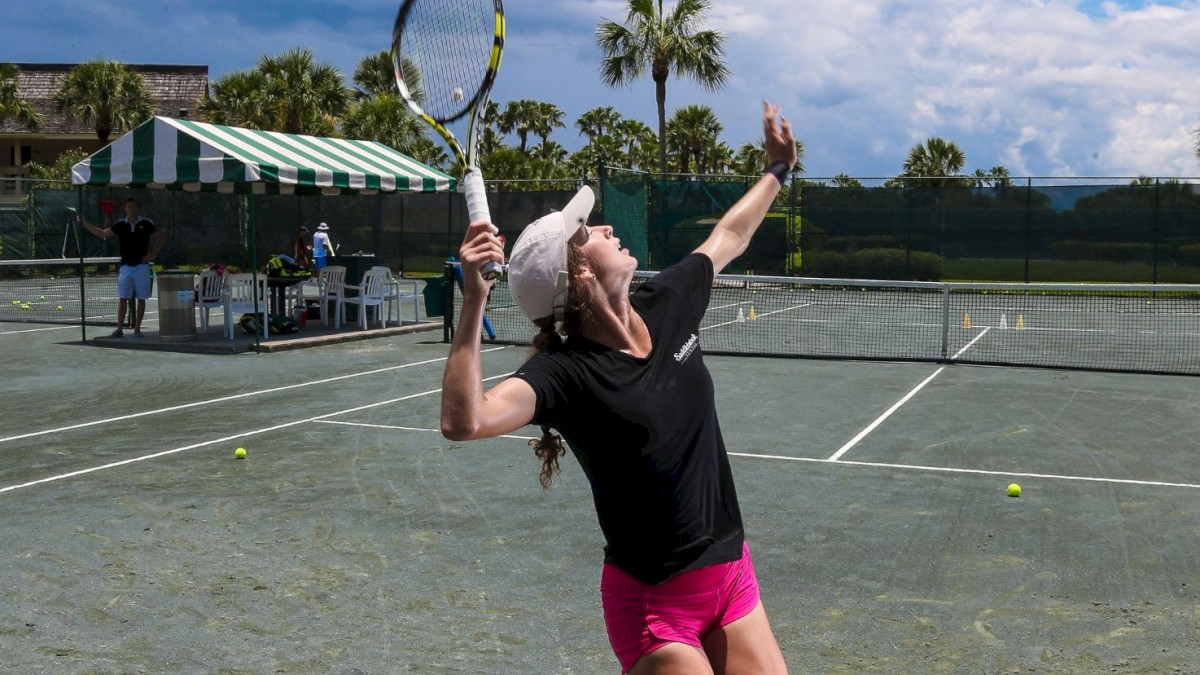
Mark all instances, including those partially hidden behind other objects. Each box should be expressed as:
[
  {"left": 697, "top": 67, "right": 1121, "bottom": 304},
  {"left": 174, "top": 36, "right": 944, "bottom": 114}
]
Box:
[
  {"left": 512, "top": 253, "right": 744, "bottom": 584},
  {"left": 111, "top": 217, "right": 156, "bottom": 266}
]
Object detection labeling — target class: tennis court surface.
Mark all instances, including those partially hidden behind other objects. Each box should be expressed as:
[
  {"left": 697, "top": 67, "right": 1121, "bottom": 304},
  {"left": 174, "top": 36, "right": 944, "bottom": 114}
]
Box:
[{"left": 2, "top": 315, "right": 1199, "bottom": 673}]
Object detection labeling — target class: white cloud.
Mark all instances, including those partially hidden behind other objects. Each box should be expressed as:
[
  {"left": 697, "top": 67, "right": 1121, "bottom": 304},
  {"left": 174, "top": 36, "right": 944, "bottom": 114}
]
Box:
[{"left": 7, "top": 0, "right": 1199, "bottom": 178}]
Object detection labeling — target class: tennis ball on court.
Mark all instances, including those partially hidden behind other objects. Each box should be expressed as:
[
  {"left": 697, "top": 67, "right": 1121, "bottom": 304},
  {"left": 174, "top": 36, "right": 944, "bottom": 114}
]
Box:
[
  {"left": 235, "top": 447, "right": 247, "bottom": 459},
  {"left": 40, "top": 295, "right": 45, "bottom": 300},
  {"left": 11, "top": 300, "right": 19, "bottom": 305},
  {"left": 21, "top": 304, "right": 30, "bottom": 310},
  {"left": 57, "top": 305, "right": 63, "bottom": 311},
  {"left": 1007, "top": 483, "right": 1021, "bottom": 497}
]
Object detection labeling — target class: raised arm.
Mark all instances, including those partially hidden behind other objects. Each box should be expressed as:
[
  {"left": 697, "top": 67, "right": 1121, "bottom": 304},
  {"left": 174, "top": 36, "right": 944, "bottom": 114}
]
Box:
[
  {"left": 77, "top": 213, "right": 112, "bottom": 239},
  {"left": 693, "top": 101, "right": 797, "bottom": 275},
  {"left": 440, "top": 219, "right": 538, "bottom": 441}
]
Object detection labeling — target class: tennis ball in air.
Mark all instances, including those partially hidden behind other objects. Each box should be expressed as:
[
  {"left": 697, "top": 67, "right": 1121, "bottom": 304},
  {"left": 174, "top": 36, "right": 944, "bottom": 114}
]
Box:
[
  {"left": 235, "top": 447, "right": 247, "bottom": 459},
  {"left": 1007, "top": 483, "right": 1021, "bottom": 497},
  {"left": 451, "top": 86, "right": 464, "bottom": 101}
]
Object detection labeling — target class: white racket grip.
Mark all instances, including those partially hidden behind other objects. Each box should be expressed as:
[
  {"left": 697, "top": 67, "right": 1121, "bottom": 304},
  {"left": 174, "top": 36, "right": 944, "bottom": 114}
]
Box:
[
  {"left": 462, "top": 169, "right": 502, "bottom": 279},
  {"left": 462, "top": 170, "right": 491, "bottom": 225}
]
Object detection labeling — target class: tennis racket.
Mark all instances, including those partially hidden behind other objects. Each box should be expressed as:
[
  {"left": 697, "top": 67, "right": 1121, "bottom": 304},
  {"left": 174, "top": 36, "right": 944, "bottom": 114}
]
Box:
[{"left": 392, "top": 0, "right": 505, "bottom": 280}]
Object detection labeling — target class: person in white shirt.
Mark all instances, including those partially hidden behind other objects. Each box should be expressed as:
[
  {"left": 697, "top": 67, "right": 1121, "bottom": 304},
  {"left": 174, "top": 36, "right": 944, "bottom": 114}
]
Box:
[{"left": 312, "top": 222, "right": 335, "bottom": 270}]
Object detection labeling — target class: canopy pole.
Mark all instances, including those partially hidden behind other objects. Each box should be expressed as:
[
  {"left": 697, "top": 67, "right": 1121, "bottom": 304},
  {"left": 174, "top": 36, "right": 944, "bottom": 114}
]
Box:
[
  {"left": 77, "top": 185, "right": 86, "bottom": 343},
  {"left": 248, "top": 192, "right": 261, "bottom": 353}
]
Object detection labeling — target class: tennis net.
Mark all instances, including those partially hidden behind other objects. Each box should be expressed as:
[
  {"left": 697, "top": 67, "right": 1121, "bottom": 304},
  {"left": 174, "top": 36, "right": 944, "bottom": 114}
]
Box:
[
  {"left": 0, "top": 257, "right": 122, "bottom": 325},
  {"left": 446, "top": 264, "right": 1200, "bottom": 376}
]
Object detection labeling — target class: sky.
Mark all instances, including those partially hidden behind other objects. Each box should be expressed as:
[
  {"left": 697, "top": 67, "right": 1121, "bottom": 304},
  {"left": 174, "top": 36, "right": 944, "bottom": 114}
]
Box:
[{"left": 4, "top": 0, "right": 1200, "bottom": 179}]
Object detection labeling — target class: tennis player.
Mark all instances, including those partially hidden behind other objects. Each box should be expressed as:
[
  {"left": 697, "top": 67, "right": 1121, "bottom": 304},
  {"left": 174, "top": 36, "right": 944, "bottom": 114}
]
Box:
[
  {"left": 78, "top": 198, "right": 165, "bottom": 338},
  {"left": 441, "top": 101, "right": 795, "bottom": 674}
]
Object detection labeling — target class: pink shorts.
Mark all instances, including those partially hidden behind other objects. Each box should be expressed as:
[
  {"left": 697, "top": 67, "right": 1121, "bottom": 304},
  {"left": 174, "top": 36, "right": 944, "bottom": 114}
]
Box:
[{"left": 601, "top": 542, "right": 761, "bottom": 673}]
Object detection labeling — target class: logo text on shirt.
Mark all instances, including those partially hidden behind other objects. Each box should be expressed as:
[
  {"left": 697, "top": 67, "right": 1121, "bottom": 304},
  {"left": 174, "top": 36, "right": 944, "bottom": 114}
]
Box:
[{"left": 674, "top": 333, "right": 699, "bottom": 363}]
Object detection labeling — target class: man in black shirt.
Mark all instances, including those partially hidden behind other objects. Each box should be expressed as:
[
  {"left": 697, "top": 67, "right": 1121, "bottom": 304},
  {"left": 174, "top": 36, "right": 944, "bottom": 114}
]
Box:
[{"left": 79, "top": 198, "right": 165, "bottom": 337}]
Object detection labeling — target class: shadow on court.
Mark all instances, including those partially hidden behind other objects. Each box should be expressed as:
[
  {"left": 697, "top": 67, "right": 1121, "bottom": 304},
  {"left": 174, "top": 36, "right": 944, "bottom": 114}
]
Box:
[{"left": 1, "top": 321, "right": 1198, "bottom": 673}]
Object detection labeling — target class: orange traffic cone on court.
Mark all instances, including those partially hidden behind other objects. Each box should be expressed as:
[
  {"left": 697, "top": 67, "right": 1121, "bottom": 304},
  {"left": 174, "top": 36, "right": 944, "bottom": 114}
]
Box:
[
  {"left": 748, "top": 305, "right": 757, "bottom": 321},
  {"left": 1016, "top": 314, "right": 1025, "bottom": 330},
  {"left": 962, "top": 312, "right": 971, "bottom": 328}
]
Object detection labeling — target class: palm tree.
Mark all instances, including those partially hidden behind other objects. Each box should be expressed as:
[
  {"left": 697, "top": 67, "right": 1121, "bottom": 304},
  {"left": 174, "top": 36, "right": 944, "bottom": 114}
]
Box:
[
  {"left": 0, "top": 63, "right": 43, "bottom": 131},
  {"left": 198, "top": 70, "right": 276, "bottom": 129},
  {"left": 832, "top": 174, "right": 863, "bottom": 188},
  {"left": 615, "top": 118, "right": 653, "bottom": 154},
  {"left": 341, "top": 93, "right": 427, "bottom": 153},
  {"left": 902, "top": 137, "right": 966, "bottom": 187},
  {"left": 533, "top": 139, "right": 569, "bottom": 164},
  {"left": 569, "top": 135, "right": 627, "bottom": 177},
  {"left": 51, "top": 59, "right": 154, "bottom": 143},
  {"left": 577, "top": 106, "right": 622, "bottom": 142},
  {"left": 498, "top": 99, "right": 542, "bottom": 154},
  {"left": 731, "top": 142, "right": 764, "bottom": 176},
  {"left": 257, "top": 48, "right": 352, "bottom": 134},
  {"left": 666, "top": 104, "right": 722, "bottom": 174},
  {"left": 477, "top": 100, "right": 504, "bottom": 156},
  {"left": 597, "top": 0, "right": 730, "bottom": 174},
  {"left": 530, "top": 101, "right": 565, "bottom": 151},
  {"left": 352, "top": 51, "right": 396, "bottom": 99}
]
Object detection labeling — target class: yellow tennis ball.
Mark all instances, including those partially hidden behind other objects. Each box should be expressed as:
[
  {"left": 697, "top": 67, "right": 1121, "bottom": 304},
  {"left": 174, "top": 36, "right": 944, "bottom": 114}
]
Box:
[
  {"left": 57, "top": 305, "right": 64, "bottom": 310},
  {"left": 235, "top": 447, "right": 247, "bottom": 459},
  {"left": 1007, "top": 483, "right": 1021, "bottom": 497}
]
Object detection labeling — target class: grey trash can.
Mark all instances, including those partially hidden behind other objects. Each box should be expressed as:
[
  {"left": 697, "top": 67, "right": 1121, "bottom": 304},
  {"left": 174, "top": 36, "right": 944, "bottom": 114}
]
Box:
[{"left": 158, "top": 270, "right": 197, "bottom": 342}]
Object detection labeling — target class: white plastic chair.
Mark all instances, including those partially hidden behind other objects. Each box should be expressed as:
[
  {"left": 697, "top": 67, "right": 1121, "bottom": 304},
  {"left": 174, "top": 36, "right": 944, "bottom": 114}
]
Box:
[
  {"left": 223, "top": 273, "right": 269, "bottom": 340},
  {"left": 195, "top": 269, "right": 227, "bottom": 334},
  {"left": 336, "top": 268, "right": 389, "bottom": 330},
  {"left": 302, "top": 265, "right": 346, "bottom": 326},
  {"left": 370, "top": 265, "right": 420, "bottom": 325}
]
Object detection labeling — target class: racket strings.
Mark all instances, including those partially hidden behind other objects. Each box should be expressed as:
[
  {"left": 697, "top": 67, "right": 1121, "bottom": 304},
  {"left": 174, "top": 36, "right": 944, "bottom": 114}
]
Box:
[{"left": 395, "top": 0, "right": 496, "bottom": 122}]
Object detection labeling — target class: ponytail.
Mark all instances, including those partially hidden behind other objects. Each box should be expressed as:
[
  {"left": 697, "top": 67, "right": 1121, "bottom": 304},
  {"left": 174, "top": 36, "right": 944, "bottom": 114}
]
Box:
[
  {"left": 530, "top": 424, "right": 566, "bottom": 489},
  {"left": 524, "top": 241, "right": 590, "bottom": 489}
]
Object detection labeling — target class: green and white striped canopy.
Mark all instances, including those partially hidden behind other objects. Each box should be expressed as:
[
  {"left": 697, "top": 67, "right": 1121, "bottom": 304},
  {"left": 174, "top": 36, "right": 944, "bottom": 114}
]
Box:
[{"left": 72, "top": 116, "right": 454, "bottom": 195}]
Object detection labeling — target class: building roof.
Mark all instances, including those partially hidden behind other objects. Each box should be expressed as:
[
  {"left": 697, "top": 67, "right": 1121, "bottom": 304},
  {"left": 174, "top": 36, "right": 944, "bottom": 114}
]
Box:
[{"left": 0, "top": 63, "right": 208, "bottom": 136}]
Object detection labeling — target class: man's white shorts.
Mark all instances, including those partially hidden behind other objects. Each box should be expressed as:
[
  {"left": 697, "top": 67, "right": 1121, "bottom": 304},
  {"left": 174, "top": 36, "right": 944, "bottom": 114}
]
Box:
[{"left": 117, "top": 264, "right": 153, "bottom": 300}]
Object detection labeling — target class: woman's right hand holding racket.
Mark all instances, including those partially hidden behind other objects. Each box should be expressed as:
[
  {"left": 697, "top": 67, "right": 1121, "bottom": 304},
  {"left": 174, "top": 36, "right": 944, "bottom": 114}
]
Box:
[{"left": 459, "top": 220, "right": 505, "bottom": 298}]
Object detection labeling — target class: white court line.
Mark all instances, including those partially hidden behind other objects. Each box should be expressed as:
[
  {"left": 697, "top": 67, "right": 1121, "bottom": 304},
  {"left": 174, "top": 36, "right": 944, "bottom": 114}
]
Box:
[
  {"left": 0, "top": 347, "right": 509, "bottom": 445},
  {"left": 731, "top": 452, "right": 1200, "bottom": 490},
  {"left": 704, "top": 303, "right": 814, "bottom": 331},
  {"left": 318, "top": 419, "right": 536, "bottom": 442},
  {"left": 0, "top": 324, "right": 79, "bottom": 335},
  {"left": 827, "top": 367, "right": 945, "bottom": 462},
  {"left": 827, "top": 328, "right": 991, "bottom": 462},
  {"left": 0, "top": 372, "right": 508, "bottom": 495}
]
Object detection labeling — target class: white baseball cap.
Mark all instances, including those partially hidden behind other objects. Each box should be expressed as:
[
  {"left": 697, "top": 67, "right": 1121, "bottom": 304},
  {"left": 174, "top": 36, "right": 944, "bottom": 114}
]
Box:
[{"left": 508, "top": 186, "right": 595, "bottom": 322}]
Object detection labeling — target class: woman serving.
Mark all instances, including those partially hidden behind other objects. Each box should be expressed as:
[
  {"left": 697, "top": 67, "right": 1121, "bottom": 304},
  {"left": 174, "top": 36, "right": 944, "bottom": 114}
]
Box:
[{"left": 440, "top": 101, "right": 795, "bottom": 675}]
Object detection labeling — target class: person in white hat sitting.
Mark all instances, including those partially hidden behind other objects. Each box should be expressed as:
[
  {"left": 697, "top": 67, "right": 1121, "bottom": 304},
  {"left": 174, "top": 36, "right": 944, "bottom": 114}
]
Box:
[
  {"left": 440, "top": 102, "right": 795, "bottom": 675},
  {"left": 312, "top": 222, "right": 335, "bottom": 270}
]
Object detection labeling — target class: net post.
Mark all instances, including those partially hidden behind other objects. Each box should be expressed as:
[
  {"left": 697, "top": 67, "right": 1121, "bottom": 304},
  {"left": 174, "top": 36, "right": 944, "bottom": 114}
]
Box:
[
  {"left": 442, "top": 260, "right": 454, "bottom": 343},
  {"left": 940, "top": 283, "right": 950, "bottom": 361}
]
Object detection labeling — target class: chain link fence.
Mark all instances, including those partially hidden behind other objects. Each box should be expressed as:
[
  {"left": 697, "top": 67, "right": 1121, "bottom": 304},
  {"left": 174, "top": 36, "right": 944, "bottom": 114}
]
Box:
[{"left": 3, "top": 175, "right": 1199, "bottom": 283}]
